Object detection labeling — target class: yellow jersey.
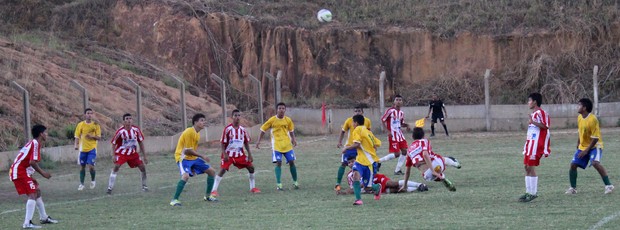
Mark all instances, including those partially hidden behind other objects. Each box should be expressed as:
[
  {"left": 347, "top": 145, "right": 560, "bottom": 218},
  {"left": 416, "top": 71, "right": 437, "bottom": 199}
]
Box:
[
  {"left": 174, "top": 127, "right": 201, "bottom": 162},
  {"left": 578, "top": 113, "right": 603, "bottom": 150},
  {"left": 342, "top": 117, "right": 372, "bottom": 146},
  {"left": 260, "top": 116, "right": 295, "bottom": 152},
  {"left": 74, "top": 121, "right": 101, "bottom": 152},
  {"left": 351, "top": 125, "right": 381, "bottom": 166}
]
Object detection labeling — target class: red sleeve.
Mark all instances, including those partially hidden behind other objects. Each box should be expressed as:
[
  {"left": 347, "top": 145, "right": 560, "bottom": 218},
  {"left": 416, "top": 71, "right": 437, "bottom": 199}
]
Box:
[
  {"left": 381, "top": 108, "right": 392, "bottom": 122},
  {"left": 31, "top": 141, "right": 40, "bottom": 162},
  {"left": 220, "top": 127, "right": 229, "bottom": 145},
  {"left": 244, "top": 129, "right": 251, "bottom": 143},
  {"left": 110, "top": 128, "right": 122, "bottom": 144},
  {"left": 136, "top": 126, "right": 145, "bottom": 142},
  {"left": 405, "top": 156, "right": 413, "bottom": 167}
]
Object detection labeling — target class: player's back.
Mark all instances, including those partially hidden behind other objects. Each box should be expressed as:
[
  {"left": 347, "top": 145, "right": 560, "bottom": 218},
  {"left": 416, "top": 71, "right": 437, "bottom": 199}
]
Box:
[
  {"left": 9, "top": 139, "right": 40, "bottom": 180},
  {"left": 352, "top": 126, "right": 381, "bottom": 165}
]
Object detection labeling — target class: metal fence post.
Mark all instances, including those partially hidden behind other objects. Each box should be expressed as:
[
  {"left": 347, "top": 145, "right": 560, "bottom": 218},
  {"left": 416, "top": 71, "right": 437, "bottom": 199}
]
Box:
[
  {"left": 125, "top": 77, "right": 143, "bottom": 128},
  {"left": 379, "top": 71, "right": 386, "bottom": 132},
  {"left": 484, "top": 69, "right": 491, "bottom": 131},
  {"left": 593, "top": 65, "right": 599, "bottom": 116},
  {"left": 167, "top": 75, "right": 187, "bottom": 129},
  {"left": 210, "top": 74, "right": 227, "bottom": 126},
  {"left": 70, "top": 80, "right": 89, "bottom": 112},
  {"left": 248, "top": 74, "right": 264, "bottom": 124},
  {"left": 275, "top": 70, "right": 282, "bottom": 103},
  {"left": 11, "top": 81, "right": 31, "bottom": 140}
]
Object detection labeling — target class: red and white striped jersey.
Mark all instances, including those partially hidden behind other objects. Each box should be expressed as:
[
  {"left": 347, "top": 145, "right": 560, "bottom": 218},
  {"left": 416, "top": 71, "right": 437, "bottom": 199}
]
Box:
[
  {"left": 523, "top": 108, "right": 551, "bottom": 156},
  {"left": 406, "top": 139, "right": 436, "bottom": 166},
  {"left": 111, "top": 126, "right": 145, "bottom": 155},
  {"left": 381, "top": 107, "right": 406, "bottom": 142},
  {"left": 9, "top": 139, "right": 41, "bottom": 180},
  {"left": 347, "top": 170, "right": 355, "bottom": 189},
  {"left": 221, "top": 124, "right": 251, "bottom": 157}
]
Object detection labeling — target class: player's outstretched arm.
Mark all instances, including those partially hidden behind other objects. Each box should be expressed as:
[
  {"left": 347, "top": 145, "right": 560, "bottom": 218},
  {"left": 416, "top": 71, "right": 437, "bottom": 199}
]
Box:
[
  {"left": 337, "top": 130, "right": 346, "bottom": 148},
  {"left": 343, "top": 142, "right": 360, "bottom": 153},
  {"left": 255, "top": 131, "right": 265, "bottom": 149},
  {"left": 221, "top": 143, "right": 229, "bottom": 161},
  {"left": 400, "top": 166, "right": 411, "bottom": 192},
  {"left": 30, "top": 160, "right": 51, "bottom": 179}
]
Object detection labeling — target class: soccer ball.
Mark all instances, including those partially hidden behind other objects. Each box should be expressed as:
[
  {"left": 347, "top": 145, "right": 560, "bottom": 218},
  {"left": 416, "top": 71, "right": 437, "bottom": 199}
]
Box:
[{"left": 317, "top": 9, "right": 332, "bottom": 22}]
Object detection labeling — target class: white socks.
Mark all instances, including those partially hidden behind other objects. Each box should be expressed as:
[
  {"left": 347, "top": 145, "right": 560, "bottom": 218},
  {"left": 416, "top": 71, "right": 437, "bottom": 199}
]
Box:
[
  {"left": 35, "top": 197, "right": 48, "bottom": 220},
  {"left": 399, "top": 180, "right": 421, "bottom": 188},
  {"left": 212, "top": 175, "right": 222, "bottom": 192},
  {"left": 24, "top": 199, "right": 36, "bottom": 226},
  {"left": 444, "top": 157, "right": 457, "bottom": 167},
  {"left": 379, "top": 153, "right": 396, "bottom": 163},
  {"left": 395, "top": 155, "right": 406, "bottom": 172},
  {"left": 108, "top": 171, "right": 117, "bottom": 190},
  {"left": 249, "top": 173, "right": 256, "bottom": 189},
  {"left": 525, "top": 176, "right": 538, "bottom": 195}
]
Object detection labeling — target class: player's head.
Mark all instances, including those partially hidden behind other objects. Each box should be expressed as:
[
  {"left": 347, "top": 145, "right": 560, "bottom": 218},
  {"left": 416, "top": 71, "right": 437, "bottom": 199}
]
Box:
[
  {"left": 412, "top": 127, "right": 425, "bottom": 140},
  {"left": 393, "top": 94, "right": 403, "bottom": 107},
  {"left": 528, "top": 93, "right": 542, "bottom": 109},
  {"left": 32, "top": 124, "right": 47, "bottom": 141},
  {"left": 352, "top": 114, "right": 365, "bottom": 127},
  {"left": 192, "top": 113, "right": 206, "bottom": 129},
  {"left": 432, "top": 94, "right": 438, "bottom": 100},
  {"left": 276, "top": 102, "right": 286, "bottom": 118},
  {"left": 354, "top": 106, "right": 363, "bottom": 115},
  {"left": 347, "top": 158, "right": 355, "bottom": 168},
  {"left": 84, "top": 108, "right": 94, "bottom": 120},
  {"left": 578, "top": 98, "right": 593, "bottom": 113},
  {"left": 231, "top": 109, "right": 241, "bottom": 124},
  {"left": 122, "top": 113, "right": 133, "bottom": 126}
]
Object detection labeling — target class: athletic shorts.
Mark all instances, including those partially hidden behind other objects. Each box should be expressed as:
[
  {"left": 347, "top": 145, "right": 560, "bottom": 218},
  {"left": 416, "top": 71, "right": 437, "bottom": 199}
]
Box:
[
  {"left": 422, "top": 157, "right": 445, "bottom": 182},
  {"left": 388, "top": 139, "right": 408, "bottom": 153},
  {"left": 272, "top": 150, "right": 295, "bottom": 163},
  {"left": 342, "top": 149, "right": 358, "bottom": 163},
  {"left": 13, "top": 177, "right": 38, "bottom": 195},
  {"left": 523, "top": 151, "right": 544, "bottom": 167},
  {"left": 115, "top": 154, "right": 143, "bottom": 168},
  {"left": 178, "top": 158, "right": 211, "bottom": 177},
  {"left": 352, "top": 162, "right": 377, "bottom": 188},
  {"left": 79, "top": 149, "right": 97, "bottom": 166},
  {"left": 431, "top": 114, "right": 444, "bottom": 123},
  {"left": 572, "top": 148, "right": 602, "bottom": 169},
  {"left": 221, "top": 155, "right": 253, "bottom": 170}
]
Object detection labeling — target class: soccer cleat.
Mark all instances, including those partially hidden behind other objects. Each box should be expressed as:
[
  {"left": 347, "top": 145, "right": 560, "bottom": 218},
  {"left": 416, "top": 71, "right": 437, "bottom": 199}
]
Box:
[
  {"left": 518, "top": 193, "right": 529, "bottom": 202},
  {"left": 77, "top": 184, "right": 84, "bottom": 191},
  {"left": 334, "top": 184, "right": 341, "bottom": 192},
  {"left": 210, "top": 190, "right": 219, "bottom": 197},
  {"left": 605, "top": 185, "right": 614, "bottom": 194},
  {"left": 276, "top": 184, "right": 284, "bottom": 191},
  {"left": 293, "top": 181, "right": 299, "bottom": 190},
  {"left": 430, "top": 134, "right": 435, "bottom": 137},
  {"left": 394, "top": 170, "right": 404, "bottom": 175},
  {"left": 90, "top": 181, "right": 96, "bottom": 189},
  {"left": 447, "top": 156, "right": 462, "bottom": 169},
  {"left": 565, "top": 187, "right": 577, "bottom": 195},
  {"left": 374, "top": 184, "right": 382, "bottom": 200},
  {"left": 523, "top": 194, "right": 538, "bottom": 202},
  {"left": 376, "top": 163, "right": 382, "bottom": 172},
  {"left": 353, "top": 200, "right": 363, "bottom": 205},
  {"left": 23, "top": 221, "right": 42, "bottom": 229},
  {"left": 106, "top": 188, "right": 112, "bottom": 195},
  {"left": 250, "top": 188, "right": 261, "bottom": 193},
  {"left": 204, "top": 195, "right": 218, "bottom": 202},
  {"left": 169, "top": 199, "right": 182, "bottom": 206},
  {"left": 417, "top": 184, "right": 428, "bottom": 192},
  {"left": 142, "top": 186, "right": 149, "bottom": 192},
  {"left": 40, "top": 216, "right": 59, "bottom": 224},
  {"left": 443, "top": 178, "right": 456, "bottom": 192}
]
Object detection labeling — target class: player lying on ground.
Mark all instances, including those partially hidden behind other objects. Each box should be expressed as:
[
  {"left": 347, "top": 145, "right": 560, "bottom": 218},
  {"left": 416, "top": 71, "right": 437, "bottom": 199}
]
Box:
[{"left": 337, "top": 159, "right": 428, "bottom": 195}]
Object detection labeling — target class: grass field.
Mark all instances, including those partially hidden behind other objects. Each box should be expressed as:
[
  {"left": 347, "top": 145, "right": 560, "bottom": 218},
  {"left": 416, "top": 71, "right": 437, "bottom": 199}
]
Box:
[{"left": 2, "top": 129, "right": 620, "bottom": 229}]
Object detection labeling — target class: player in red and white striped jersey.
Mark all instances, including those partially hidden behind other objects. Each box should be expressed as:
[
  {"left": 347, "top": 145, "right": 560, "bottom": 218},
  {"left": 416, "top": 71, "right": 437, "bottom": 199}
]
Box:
[
  {"left": 337, "top": 159, "right": 427, "bottom": 195},
  {"left": 106, "top": 113, "right": 148, "bottom": 195},
  {"left": 210, "top": 109, "right": 260, "bottom": 197},
  {"left": 9, "top": 124, "right": 59, "bottom": 229},
  {"left": 378, "top": 95, "right": 410, "bottom": 175},
  {"left": 519, "top": 93, "right": 551, "bottom": 202}
]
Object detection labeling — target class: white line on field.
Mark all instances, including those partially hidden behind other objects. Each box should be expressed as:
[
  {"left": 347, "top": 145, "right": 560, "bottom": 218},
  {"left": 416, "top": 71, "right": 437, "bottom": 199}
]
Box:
[
  {"left": 0, "top": 170, "right": 270, "bottom": 216},
  {"left": 589, "top": 210, "right": 620, "bottom": 230}
]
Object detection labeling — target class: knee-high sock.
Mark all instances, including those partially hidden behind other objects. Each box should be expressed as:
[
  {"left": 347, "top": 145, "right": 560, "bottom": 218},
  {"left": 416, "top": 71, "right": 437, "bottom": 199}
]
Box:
[
  {"left": 206, "top": 175, "right": 215, "bottom": 195},
  {"left": 79, "top": 169, "right": 85, "bottom": 184},
  {"left": 248, "top": 173, "right": 255, "bottom": 189},
  {"left": 35, "top": 197, "right": 48, "bottom": 220},
  {"left": 90, "top": 169, "right": 96, "bottom": 181},
  {"left": 395, "top": 155, "right": 406, "bottom": 172},
  {"left": 525, "top": 176, "right": 531, "bottom": 194},
  {"left": 290, "top": 165, "right": 298, "bottom": 182},
  {"left": 442, "top": 124, "right": 449, "bottom": 136},
  {"left": 353, "top": 181, "right": 362, "bottom": 201},
  {"left": 275, "top": 166, "right": 282, "bottom": 184},
  {"left": 141, "top": 171, "right": 147, "bottom": 187},
  {"left": 380, "top": 153, "right": 395, "bottom": 163},
  {"left": 108, "top": 171, "right": 117, "bottom": 189},
  {"left": 173, "top": 180, "right": 186, "bottom": 200},
  {"left": 399, "top": 180, "right": 421, "bottom": 188},
  {"left": 337, "top": 166, "right": 346, "bottom": 185},
  {"left": 24, "top": 199, "right": 36, "bottom": 226},
  {"left": 431, "top": 124, "right": 435, "bottom": 135},
  {"left": 531, "top": 176, "right": 538, "bottom": 195},
  {"left": 602, "top": 175, "right": 611, "bottom": 186},
  {"left": 444, "top": 157, "right": 458, "bottom": 167},
  {"left": 569, "top": 169, "right": 577, "bottom": 188},
  {"left": 211, "top": 175, "right": 222, "bottom": 192}
]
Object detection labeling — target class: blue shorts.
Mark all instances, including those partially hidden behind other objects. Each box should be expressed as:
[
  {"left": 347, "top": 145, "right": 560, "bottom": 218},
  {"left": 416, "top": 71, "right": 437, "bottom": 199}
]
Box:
[
  {"left": 572, "top": 148, "right": 602, "bottom": 169},
  {"left": 342, "top": 149, "right": 358, "bottom": 163},
  {"left": 352, "top": 162, "right": 377, "bottom": 188},
  {"left": 79, "top": 149, "right": 97, "bottom": 166},
  {"left": 178, "top": 158, "right": 211, "bottom": 177},
  {"left": 272, "top": 150, "right": 296, "bottom": 163}
]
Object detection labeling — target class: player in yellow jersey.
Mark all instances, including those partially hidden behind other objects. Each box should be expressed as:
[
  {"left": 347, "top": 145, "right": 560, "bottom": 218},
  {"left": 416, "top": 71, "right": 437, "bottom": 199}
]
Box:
[
  {"left": 335, "top": 106, "right": 371, "bottom": 192},
  {"left": 170, "top": 114, "right": 218, "bottom": 206},
  {"left": 256, "top": 102, "right": 299, "bottom": 190},
  {"left": 342, "top": 114, "right": 382, "bottom": 205},
  {"left": 566, "top": 98, "right": 614, "bottom": 195},
  {"left": 74, "top": 108, "right": 101, "bottom": 191}
]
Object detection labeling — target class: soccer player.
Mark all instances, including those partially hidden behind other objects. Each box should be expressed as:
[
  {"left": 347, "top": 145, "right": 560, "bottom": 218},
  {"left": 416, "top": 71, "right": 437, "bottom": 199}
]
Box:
[
  {"left": 255, "top": 102, "right": 299, "bottom": 190},
  {"left": 335, "top": 106, "right": 371, "bottom": 192},
  {"left": 401, "top": 127, "right": 456, "bottom": 193},
  {"left": 170, "top": 113, "right": 218, "bottom": 206},
  {"left": 378, "top": 95, "right": 410, "bottom": 175},
  {"left": 9, "top": 125, "right": 59, "bottom": 229},
  {"left": 342, "top": 114, "right": 382, "bottom": 205},
  {"left": 426, "top": 94, "right": 449, "bottom": 137},
  {"left": 337, "top": 160, "right": 428, "bottom": 195},
  {"left": 519, "top": 93, "right": 550, "bottom": 202},
  {"left": 565, "top": 98, "right": 614, "bottom": 195},
  {"left": 74, "top": 108, "right": 102, "bottom": 191},
  {"left": 107, "top": 113, "right": 148, "bottom": 195},
  {"left": 210, "top": 109, "right": 261, "bottom": 197}
]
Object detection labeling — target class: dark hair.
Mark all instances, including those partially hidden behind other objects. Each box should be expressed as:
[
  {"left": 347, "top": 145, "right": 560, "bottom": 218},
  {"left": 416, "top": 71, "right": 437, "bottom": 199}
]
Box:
[
  {"left": 192, "top": 113, "right": 206, "bottom": 125},
  {"left": 32, "top": 124, "right": 47, "bottom": 138},
  {"left": 352, "top": 115, "right": 365, "bottom": 126},
  {"left": 231, "top": 109, "right": 240, "bottom": 116},
  {"left": 276, "top": 102, "right": 286, "bottom": 108},
  {"left": 122, "top": 113, "right": 132, "bottom": 120},
  {"left": 528, "top": 93, "right": 542, "bottom": 107},
  {"left": 354, "top": 105, "right": 363, "bottom": 112},
  {"left": 84, "top": 108, "right": 93, "bottom": 114},
  {"left": 412, "top": 127, "right": 425, "bottom": 140},
  {"left": 579, "top": 98, "right": 593, "bottom": 113},
  {"left": 394, "top": 94, "right": 403, "bottom": 100}
]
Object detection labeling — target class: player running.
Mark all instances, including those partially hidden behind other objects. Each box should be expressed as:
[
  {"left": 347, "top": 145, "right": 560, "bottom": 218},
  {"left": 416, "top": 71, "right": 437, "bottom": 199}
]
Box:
[{"left": 335, "top": 106, "right": 371, "bottom": 192}]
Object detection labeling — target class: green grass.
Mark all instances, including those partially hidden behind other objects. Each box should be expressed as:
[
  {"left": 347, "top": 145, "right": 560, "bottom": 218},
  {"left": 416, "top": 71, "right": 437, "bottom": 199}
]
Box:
[{"left": 1, "top": 130, "right": 620, "bottom": 229}]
